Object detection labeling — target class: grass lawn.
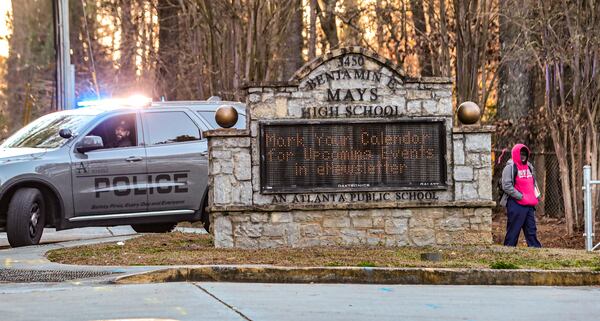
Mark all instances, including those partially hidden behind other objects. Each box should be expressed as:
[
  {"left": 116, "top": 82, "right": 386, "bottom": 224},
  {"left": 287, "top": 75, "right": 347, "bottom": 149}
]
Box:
[{"left": 47, "top": 232, "right": 600, "bottom": 270}]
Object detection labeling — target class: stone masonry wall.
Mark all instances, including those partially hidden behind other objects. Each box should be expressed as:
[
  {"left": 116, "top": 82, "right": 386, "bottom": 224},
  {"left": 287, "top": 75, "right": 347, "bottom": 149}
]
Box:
[
  {"left": 207, "top": 131, "right": 253, "bottom": 207},
  {"left": 452, "top": 127, "right": 494, "bottom": 202},
  {"left": 213, "top": 207, "right": 492, "bottom": 248}
]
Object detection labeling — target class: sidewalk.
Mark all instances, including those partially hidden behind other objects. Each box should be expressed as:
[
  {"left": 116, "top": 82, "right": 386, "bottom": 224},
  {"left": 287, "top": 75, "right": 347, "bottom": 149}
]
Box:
[{"left": 0, "top": 226, "right": 136, "bottom": 248}]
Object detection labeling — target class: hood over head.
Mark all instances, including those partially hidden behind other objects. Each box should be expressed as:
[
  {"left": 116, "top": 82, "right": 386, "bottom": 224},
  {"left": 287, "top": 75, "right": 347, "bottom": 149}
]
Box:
[{"left": 511, "top": 144, "right": 530, "bottom": 167}]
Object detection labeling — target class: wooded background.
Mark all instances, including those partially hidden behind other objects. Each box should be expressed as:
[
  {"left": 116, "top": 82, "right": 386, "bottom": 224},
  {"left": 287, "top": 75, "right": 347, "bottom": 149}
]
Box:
[{"left": 0, "top": 0, "right": 599, "bottom": 236}]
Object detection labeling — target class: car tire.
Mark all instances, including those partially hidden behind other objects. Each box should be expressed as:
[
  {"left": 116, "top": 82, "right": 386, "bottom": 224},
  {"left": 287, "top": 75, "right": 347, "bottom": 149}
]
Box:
[
  {"left": 203, "top": 218, "right": 210, "bottom": 234},
  {"left": 131, "top": 223, "right": 177, "bottom": 233},
  {"left": 7, "top": 188, "right": 46, "bottom": 247},
  {"left": 201, "top": 197, "right": 210, "bottom": 233}
]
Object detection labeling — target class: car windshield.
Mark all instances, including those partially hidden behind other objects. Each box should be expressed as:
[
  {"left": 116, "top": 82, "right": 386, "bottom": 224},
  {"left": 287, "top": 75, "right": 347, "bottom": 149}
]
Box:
[{"left": 1, "top": 113, "right": 93, "bottom": 149}]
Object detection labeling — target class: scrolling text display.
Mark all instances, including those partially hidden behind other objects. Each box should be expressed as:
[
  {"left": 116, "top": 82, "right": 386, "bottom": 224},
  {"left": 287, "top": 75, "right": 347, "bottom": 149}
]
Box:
[{"left": 260, "top": 121, "right": 446, "bottom": 193}]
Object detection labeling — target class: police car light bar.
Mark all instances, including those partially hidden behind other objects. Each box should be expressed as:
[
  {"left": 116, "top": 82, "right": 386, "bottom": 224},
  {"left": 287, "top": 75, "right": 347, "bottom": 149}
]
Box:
[{"left": 77, "top": 95, "right": 152, "bottom": 108}]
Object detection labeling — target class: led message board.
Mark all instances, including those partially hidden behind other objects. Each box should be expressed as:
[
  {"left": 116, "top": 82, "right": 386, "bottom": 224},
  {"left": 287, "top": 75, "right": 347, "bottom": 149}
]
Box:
[{"left": 260, "top": 120, "right": 447, "bottom": 193}]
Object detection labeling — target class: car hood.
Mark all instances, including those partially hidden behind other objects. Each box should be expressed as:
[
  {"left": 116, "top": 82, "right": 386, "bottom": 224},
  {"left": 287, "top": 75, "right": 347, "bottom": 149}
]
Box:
[{"left": 0, "top": 148, "right": 49, "bottom": 163}]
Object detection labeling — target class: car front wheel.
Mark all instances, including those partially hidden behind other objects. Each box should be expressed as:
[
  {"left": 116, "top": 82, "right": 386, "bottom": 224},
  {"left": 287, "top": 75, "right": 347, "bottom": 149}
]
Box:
[{"left": 7, "top": 188, "right": 46, "bottom": 247}]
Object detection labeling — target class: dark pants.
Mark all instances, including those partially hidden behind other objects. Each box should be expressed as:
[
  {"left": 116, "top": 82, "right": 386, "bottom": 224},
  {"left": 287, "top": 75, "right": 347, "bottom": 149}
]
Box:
[{"left": 503, "top": 198, "right": 542, "bottom": 247}]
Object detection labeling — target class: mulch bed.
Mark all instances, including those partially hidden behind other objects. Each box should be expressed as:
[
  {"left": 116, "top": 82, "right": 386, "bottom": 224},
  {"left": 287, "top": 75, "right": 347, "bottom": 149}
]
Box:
[{"left": 48, "top": 218, "right": 600, "bottom": 270}]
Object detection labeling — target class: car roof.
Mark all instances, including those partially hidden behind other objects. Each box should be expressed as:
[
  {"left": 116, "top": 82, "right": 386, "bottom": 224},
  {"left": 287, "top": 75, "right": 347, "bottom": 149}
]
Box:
[
  {"left": 151, "top": 101, "right": 246, "bottom": 114},
  {"left": 65, "top": 100, "right": 246, "bottom": 116},
  {"left": 53, "top": 105, "right": 132, "bottom": 117}
]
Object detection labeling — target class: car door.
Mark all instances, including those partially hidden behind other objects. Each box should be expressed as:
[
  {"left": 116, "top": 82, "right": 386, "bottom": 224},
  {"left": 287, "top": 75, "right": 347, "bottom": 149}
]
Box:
[
  {"left": 141, "top": 109, "right": 207, "bottom": 212},
  {"left": 70, "top": 111, "right": 148, "bottom": 218}
]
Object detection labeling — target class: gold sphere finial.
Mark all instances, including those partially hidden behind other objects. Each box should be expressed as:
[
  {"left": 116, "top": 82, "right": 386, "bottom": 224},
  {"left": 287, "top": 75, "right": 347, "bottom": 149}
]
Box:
[
  {"left": 215, "top": 105, "right": 239, "bottom": 128},
  {"left": 457, "top": 101, "right": 481, "bottom": 125}
]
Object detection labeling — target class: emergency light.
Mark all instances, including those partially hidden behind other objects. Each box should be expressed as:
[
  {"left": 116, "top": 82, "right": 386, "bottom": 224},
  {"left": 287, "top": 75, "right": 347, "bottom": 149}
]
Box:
[{"left": 77, "top": 95, "right": 152, "bottom": 108}]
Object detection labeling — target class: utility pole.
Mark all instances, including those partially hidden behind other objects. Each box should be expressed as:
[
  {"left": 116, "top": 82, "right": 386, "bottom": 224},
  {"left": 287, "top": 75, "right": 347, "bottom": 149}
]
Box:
[{"left": 53, "top": 0, "right": 75, "bottom": 110}]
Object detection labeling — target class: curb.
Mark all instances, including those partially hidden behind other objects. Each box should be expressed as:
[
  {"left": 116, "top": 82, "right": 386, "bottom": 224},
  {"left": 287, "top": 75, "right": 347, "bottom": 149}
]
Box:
[{"left": 113, "top": 266, "right": 600, "bottom": 286}]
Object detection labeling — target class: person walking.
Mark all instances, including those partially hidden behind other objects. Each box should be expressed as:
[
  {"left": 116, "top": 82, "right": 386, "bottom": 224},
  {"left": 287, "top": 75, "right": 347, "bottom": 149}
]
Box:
[{"left": 499, "top": 144, "right": 542, "bottom": 247}]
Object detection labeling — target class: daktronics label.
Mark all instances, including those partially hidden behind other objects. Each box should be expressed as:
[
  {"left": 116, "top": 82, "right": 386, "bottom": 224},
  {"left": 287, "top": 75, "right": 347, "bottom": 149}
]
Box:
[{"left": 260, "top": 120, "right": 447, "bottom": 193}]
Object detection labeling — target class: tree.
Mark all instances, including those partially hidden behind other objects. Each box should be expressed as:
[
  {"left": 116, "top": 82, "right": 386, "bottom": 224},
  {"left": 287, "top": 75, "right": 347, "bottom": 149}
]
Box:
[
  {"left": 117, "top": 0, "right": 137, "bottom": 93},
  {"left": 308, "top": 0, "right": 318, "bottom": 60},
  {"left": 282, "top": 0, "right": 304, "bottom": 80},
  {"left": 156, "top": 0, "right": 181, "bottom": 100},
  {"left": 497, "top": 0, "right": 533, "bottom": 141},
  {"left": 5, "top": 0, "right": 28, "bottom": 130},
  {"left": 5, "top": 0, "right": 55, "bottom": 132},
  {"left": 453, "top": 0, "right": 498, "bottom": 113},
  {"left": 317, "top": 0, "right": 339, "bottom": 49},
  {"left": 521, "top": 0, "right": 600, "bottom": 235},
  {"left": 409, "top": 0, "right": 433, "bottom": 76}
]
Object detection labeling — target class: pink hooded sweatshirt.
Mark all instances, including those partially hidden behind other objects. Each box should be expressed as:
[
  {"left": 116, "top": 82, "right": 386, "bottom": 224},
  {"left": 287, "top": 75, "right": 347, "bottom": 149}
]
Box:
[{"left": 512, "top": 144, "right": 539, "bottom": 206}]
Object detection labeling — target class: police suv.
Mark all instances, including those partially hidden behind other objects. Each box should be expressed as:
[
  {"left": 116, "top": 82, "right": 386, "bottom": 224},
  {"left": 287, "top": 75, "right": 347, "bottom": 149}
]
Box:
[{"left": 0, "top": 98, "right": 246, "bottom": 247}]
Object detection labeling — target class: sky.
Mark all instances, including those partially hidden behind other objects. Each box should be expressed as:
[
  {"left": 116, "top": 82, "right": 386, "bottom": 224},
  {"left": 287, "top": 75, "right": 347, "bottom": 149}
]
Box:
[{"left": 0, "top": 1, "right": 10, "bottom": 58}]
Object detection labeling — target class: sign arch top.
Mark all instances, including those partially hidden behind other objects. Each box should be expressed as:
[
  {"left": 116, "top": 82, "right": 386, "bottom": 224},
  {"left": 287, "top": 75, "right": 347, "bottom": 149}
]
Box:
[{"left": 290, "top": 46, "right": 406, "bottom": 85}]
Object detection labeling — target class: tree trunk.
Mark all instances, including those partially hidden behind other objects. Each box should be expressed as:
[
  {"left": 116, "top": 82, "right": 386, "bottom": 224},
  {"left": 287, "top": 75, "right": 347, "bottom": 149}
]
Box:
[
  {"left": 118, "top": 0, "right": 137, "bottom": 92},
  {"left": 497, "top": 0, "right": 533, "bottom": 144},
  {"left": 233, "top": 0, "right": 242, "bottom": 100},
  {"left": 409, "top": 0, "right": 433, "bottom": 76},
  {"left": 156, "top": 0, "right": 180, "bottom": 100},
  {"left": 438, "top": 0, "right": 451, "bottom": 77},
  {"left": 6, "top": 0, "right": 30, "bottom": 131},
  {"left": 6, "top": 0, "right": 54, "bottom": 131},
  {"left": 341, "top": 0, "right": 360, "bottom": 45},
  {"left": 69, "top": 0, "right": 85, "bottom": 98},
  {"left": 453, "top": 0, "right": 477, "bottom": 105},
  {"left": 244, "top": 1, "right": 256, "bottom": 81},
  {"left": 375, "top": 0, "right": 383, "bottom": 50},
  {"left": 551, "top": 126, "right": 575, "bottom": 235},
  {"left": 282, "top": 0, "right": 304, "bottom": 80},
  {"left": 309, "top": 0, "right": 317, "bottom": 59},
  {"left": 317, "top": 0, "right": 339, "bottom": 49},
  {"left": 533, "top": 149, "right": 547, "bottom": 217}
]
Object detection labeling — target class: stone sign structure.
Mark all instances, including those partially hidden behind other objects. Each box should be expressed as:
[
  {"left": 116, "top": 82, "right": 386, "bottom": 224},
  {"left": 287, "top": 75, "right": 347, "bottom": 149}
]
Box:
[{"left": 205, "top": 47, "right": 495, "bottom": 248}]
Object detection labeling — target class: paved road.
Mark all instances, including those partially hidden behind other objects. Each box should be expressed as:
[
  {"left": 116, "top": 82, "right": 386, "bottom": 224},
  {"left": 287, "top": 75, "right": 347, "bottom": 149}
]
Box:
[
  {"left": 0, "top": 229, "right": 597, "bottom": 320},
  {"left": 0, "top": 282, "right": 598, "bottom": 321}
]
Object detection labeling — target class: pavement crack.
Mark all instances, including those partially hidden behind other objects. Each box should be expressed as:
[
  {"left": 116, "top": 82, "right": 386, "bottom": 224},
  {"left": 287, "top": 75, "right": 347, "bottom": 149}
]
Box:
[{"left": 194, "top": 283, "right": 253, "bottom": 321}]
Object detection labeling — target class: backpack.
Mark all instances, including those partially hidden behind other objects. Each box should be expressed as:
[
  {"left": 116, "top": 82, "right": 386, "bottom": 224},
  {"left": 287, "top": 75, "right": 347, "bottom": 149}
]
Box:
[
  {"left": 496, "top": 162, "right": 517, "bottom": 203},
  {"left": 495, "top": 149, "right": 534, "bottom": 203}
]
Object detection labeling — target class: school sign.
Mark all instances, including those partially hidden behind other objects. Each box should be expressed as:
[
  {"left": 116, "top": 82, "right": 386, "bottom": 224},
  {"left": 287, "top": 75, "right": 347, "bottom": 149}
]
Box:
[{"left": 205, "top": 47, "right": 494, "bottom": 248}]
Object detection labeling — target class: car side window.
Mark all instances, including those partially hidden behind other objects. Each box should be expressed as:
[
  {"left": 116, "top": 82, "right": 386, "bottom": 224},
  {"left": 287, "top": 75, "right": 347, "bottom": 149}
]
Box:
[
  {"left": 88, "top": 114, "right": 138, "bottom": 149},
  {"left": 143, "top": 112, "right": 201, "bottom": 146},
  {"left": 197, "top": 110, "right": 246, "bottom": 129}
]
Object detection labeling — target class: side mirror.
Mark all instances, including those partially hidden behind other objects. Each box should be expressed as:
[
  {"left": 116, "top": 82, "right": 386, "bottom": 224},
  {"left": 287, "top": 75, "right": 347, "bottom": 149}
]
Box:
[
  {"left": 59, "top": 128, "right": 72, "bottom": 139},
  {"left": 76, "top": 136, "right": 104, "bottom": 153}
]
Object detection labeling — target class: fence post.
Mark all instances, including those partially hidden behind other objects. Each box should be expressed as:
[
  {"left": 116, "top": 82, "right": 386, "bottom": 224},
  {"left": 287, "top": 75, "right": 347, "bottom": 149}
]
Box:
[{"left": 583, "top": 165, "right": 593, "bottom": 251}]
